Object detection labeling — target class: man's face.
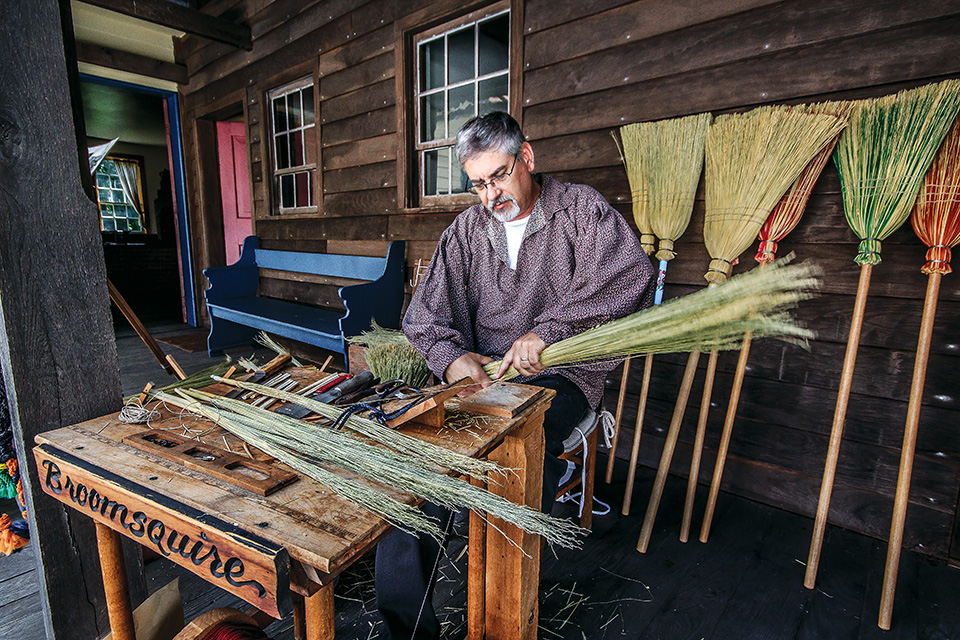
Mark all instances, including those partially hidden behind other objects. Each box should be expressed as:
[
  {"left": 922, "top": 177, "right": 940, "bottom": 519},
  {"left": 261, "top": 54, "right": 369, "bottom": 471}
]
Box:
[{"left": 463, "top": 143, "right": 537, "bottom": 222}]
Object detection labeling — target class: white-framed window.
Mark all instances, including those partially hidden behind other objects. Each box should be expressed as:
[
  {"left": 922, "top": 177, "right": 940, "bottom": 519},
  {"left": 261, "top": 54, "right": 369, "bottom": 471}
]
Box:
[
  {"left": 414, "top": 9, "right": 510, "bottom": 201},
  {"left": 95, "top": 157, "right": 144, "bottom": 233},
  {"left": 268, "top": 77, "right": 316, "bottom": 214}
]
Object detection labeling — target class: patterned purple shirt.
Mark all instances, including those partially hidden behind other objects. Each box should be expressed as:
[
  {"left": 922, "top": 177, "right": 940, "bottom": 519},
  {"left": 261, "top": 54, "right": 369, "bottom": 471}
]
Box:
[{"left": 403, "top": 175, "right": 654, "bottom": 408}]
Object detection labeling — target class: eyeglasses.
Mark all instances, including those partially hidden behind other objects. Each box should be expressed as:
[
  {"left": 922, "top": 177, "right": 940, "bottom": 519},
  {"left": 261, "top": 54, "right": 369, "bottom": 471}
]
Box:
[{"left": 466, "top": 155, "right": 519, "bottom": 195}]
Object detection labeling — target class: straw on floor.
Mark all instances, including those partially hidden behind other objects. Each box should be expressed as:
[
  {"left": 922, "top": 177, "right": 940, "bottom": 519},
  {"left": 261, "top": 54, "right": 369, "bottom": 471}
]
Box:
[
  {"left": 879, "top": 118, "right": 960, "bottom": 630},
  {"left": 805, "top": 78, "right": 960, "bottom": 590}
]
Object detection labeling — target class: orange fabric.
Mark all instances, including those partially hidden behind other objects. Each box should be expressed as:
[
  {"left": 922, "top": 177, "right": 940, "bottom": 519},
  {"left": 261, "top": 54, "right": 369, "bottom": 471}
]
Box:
[
  {"left": 0, "top": 514, "right": 28, "bottom": 556},
  {"left": 6, "top": 459, "right": 16, "bottom": 477}
]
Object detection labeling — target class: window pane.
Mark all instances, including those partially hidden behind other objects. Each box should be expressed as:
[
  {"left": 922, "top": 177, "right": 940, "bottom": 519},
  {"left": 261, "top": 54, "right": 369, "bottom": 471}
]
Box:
[
  {"left": 276, "top": 134, "right": 290, "bottom": 170},
  {"left": 98, "top": 189, "right": 110, "bottom": 203},
  {"left": 419, "top": 39, "right": 444, "bottom": 92},
  {"left": 296, "top": 172, "right": 310, "bottom": 207},
  {"left": 292, "top": 130, "right": 304, "bottom": 167},
  {"left": 273, "top": 96, "right": 288, "bottom": 132},
  {"left": 111, "top": 176, "right": 122, "bottom": 189},
  {"left": 479, "top": 75, "right": 509, "bottom": 116},
  {"left": 102, "top": 218, "right": 116, "bottom": 231},
  {"left": 301, "top": 88, "right": 314, "bottom": 126},
  {"left": 452, "top": 153, "right": 469, "bottom": 194},
  {"left": 420, "top": 93, "right": 445, "bottom": 142},
  {"left": 97, "top": 173, "right": 110, "bottom": 187},
  {"left": 423, "top": 149, "right": 439, "bottom": 196},
  {"left": 478, "top": 15, "right": 509, "bottom": 75},
  {"left": 115, "top": 217, "right": 128, "bottom": 232},
  {"left": 289, "top": 91, "right": 302, "bottom": 130},
  {"left": 448, "top": 27, "right": 475, "bottom": 84},
  {"left": 280, "top": 174, "right": 295, "bottom": 208},
  {"left": 448, "top": 84, "right": 475, "bottom": 137}
]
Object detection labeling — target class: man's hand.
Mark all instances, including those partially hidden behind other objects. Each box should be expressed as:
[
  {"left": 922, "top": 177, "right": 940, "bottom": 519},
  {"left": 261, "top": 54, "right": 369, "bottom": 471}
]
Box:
[
  {"left": 445, "top": 352, "right": 495, "bottom": 395},
  {"left": 497, "top": 332, "right": 546, "bottom": 378}
]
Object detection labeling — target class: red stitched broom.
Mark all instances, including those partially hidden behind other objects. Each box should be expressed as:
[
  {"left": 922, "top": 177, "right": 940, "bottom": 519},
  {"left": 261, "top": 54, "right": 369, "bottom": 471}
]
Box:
[
  {"left": 698, "top": 104, "right": 845, "bottom": 543},
  {"left": 636, "top": 105, "right": 846, "bottom": 552},
  {"left": 878, "top": 119, "right": 960, "bottom": 630},
  {"left": 805, "top": 79, "right": 960, "bottom": 589}
]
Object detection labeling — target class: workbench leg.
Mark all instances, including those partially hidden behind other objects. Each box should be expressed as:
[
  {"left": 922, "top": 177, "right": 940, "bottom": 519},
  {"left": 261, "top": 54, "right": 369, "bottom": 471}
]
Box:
[
  {"left": 95, "top": 523, "right": 136, "bottom": 640},
  {"left": 467, "top": 475, "right": 487, "bottom": 640},
  {"left": 305, "top": 583, "right": 335, "bottom": 640},
  {"left": 484, "top": 411, "right": 545, "bottom": 640}
]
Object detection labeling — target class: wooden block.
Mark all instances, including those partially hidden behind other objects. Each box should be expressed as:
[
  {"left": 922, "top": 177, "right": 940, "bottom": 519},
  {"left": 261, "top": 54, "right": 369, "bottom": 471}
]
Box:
[
  {"left": 121, "top": 429, "right": 298, "bottom": 496},
  {"left": 458, "top": 384, "right": 548, "bottom": 418},
  {"left": 384, "top": 381, "right": 462, "bottom": 429}
]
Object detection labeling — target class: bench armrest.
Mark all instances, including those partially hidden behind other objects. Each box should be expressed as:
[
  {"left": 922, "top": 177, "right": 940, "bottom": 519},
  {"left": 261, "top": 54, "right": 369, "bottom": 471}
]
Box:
[
  {"left": 338, "top": 240, "right": 406, "bottom": 337},
  {"left": 203, "top": 235, "right": 260, "bottom": 303}
]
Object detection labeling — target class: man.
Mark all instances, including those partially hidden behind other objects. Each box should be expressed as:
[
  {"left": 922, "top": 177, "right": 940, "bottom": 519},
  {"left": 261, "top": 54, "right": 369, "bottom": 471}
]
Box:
[{"left": 375, "top": 112, "right": 654, "bottom": 639}]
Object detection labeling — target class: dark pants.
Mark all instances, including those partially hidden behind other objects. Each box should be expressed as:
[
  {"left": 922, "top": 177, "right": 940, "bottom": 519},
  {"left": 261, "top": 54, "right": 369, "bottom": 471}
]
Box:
[{"left": 374, "top": 375, "right": 590, "bottom": 640}]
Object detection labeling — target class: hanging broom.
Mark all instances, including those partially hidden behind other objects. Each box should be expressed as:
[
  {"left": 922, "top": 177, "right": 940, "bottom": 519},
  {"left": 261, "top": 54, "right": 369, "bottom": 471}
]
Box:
[
  {"left": 620, "top": 112, "right": 712, "bottom": 515},
  {"left": 636, "top": 105, "right": 847, "bottom": 552},
  {"left": 699, "top": 104, "right": 846, "bottom": 543},
  {"left": 605, "top": 124, "right": 657, "bottom": 485},
  {"left": 805, "top": 79, "right": 960, "bottom": 589},
  {"left": 878, "top": 119, "right": 960, "bottom": 630}
]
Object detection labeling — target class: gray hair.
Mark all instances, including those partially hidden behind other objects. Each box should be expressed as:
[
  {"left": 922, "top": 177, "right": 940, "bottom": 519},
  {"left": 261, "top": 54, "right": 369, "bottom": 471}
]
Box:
[{"left": 455, "top": 111, "right": 524, "bottom": 167}]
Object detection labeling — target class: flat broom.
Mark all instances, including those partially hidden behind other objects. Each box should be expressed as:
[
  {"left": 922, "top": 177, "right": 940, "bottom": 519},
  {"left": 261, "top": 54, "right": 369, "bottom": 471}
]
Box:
[
  {"left": 878, "top": 119, "right": 960, "bottom": 630},
  {"left": 606, "top": 124, "right": 657, "bottom": 486},
  {"left": 620, "top": 112, "right": 711, "bottom": 515},
  {"left": 805, "top": 79, "right": 960, "bottom": 589},
  {"left": 637, "top": 105, "right": 846, "bottom": 552},
  {"left": 699, "top": 104, "right": 845, "bottom": 543}
]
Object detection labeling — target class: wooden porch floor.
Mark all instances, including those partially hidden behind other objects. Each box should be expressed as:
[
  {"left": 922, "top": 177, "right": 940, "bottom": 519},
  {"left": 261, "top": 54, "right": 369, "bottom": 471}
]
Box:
[{"left": 2, "top": 322, "right": 960, "bottom": 639}]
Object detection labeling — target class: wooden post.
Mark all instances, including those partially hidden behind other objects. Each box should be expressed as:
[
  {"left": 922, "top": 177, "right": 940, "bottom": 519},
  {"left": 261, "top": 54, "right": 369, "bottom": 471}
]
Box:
[
  {"left": 622, "top": 354, "right": 653, "bottom": 515},
  {"left": 879, "top": 271, "right": 941, "bottom": 630},
  {"left": 96, "top": 523, "right": 136, "bottom": 640},
  {"left": 680, "top": 350, "right": 718, "bottom": 542},
  {"left": 604, "top": 358, "right": 631, "bottom": 483},
  {"left": 805, "top": 264, "right": 873, "bottom": 588},
  {"left": 467, "top": 474, "right": 486, "bottom": 640},
  {"left": 700, "top": 333, "right": 753, "bottom": 542},
  {"left": 637, "top": 351, "right": 700, "bottom": 553},
  {"left": 305, "top": 583, "right": 335, "bottom": 640},
  {"left": 0, "top": 2, "right": 144, "bottom": 637}
]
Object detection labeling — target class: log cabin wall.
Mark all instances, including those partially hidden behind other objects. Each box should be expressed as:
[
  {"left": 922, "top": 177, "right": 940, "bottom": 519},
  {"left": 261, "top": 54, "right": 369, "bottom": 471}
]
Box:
[{"left": 176, "top": 0, "right": 960, "bottom": 563}]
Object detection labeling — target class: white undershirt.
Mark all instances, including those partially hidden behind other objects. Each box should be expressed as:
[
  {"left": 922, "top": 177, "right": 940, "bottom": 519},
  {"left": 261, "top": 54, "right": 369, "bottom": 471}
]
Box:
[{"left": 503, "top": 216, "right": 529, "bottom": 270}]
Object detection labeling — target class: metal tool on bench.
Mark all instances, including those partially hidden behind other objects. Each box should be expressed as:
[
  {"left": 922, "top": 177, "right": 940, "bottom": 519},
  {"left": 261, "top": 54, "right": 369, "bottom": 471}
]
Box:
[
  {"left": 334, "top": 379, "right": 418, "bottom": 406},
  {"left": 224, "top": 353, "right": 292, "bottom": 399},
  {"left": 275, "top": 371, "right": 376, "bottom": 419}
]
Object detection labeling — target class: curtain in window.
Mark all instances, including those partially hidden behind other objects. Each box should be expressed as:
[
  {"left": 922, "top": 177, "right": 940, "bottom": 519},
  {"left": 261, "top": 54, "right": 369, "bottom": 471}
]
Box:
[{"left": 114, "top": 159, "right": 143, "bottom": 214}]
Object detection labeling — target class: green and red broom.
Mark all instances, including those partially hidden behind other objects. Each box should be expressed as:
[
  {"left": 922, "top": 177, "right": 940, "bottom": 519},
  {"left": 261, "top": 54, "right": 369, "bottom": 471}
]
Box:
[
  {"left": 804, "top": 79, "right": 960, "bottom": 589},
  {"left": 878, "top": 119, "right": 960, "bottom": 630}
]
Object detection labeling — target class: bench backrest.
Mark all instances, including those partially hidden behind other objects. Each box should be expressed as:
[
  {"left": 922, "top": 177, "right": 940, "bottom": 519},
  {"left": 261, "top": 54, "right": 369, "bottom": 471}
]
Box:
[{"left": 255, "top": 248, "right": 387, "bottom": 281}]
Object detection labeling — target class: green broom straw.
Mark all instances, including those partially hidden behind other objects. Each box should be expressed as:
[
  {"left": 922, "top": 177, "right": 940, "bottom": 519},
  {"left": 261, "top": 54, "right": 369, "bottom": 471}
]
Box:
[{"left": 805, "top": 79, "right": 960, "bottom": 589}]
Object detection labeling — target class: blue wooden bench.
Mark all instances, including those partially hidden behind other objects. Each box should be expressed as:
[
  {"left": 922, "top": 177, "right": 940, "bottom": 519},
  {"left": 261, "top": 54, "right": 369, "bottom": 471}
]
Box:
[{"left": 203, "top": 236, "right": 406, "bottom": 363}]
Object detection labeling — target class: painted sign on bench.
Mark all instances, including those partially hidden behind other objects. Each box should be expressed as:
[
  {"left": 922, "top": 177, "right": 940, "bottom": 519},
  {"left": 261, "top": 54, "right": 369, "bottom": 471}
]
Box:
[{"left": 33, "top": 443, "right": 292, "bottom": 618}]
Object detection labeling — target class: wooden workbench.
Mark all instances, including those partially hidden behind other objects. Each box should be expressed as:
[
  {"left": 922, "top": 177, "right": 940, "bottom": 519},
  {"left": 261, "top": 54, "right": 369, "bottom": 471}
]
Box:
[{"left": 32, "top": 369, "right": 554, "bottom": 640}]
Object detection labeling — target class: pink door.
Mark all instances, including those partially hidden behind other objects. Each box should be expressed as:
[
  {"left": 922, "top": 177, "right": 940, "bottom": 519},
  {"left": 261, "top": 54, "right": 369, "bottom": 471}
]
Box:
[{"left": 216, "top": 121, "right": 252, "bottom": 265}]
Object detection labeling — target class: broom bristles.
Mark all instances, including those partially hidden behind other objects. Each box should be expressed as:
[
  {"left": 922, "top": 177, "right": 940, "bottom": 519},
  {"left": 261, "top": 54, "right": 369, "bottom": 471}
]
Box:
[
  {"left": 704, "top": 105, "right": 847, "bottom": 283},
  {"left": 833, "top": 79, "right": 960, "bottom": 266},
  {"left": 756, "top": 103, "right": 846, "bottom": 264},
  {"left": 615, "top": 125, "right": 656, "bottom": 255},
  {"left": 912, "top": 118, "right": 960, "bottom": 275},
  {"left": 646, "top": 113, "right": 713, "bottom": 261}
]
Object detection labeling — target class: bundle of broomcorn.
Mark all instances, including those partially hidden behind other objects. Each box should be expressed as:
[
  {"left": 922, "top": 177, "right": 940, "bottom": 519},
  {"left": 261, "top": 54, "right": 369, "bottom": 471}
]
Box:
[
  {"left": 615, "top": 124, "right": 656, "bottom": 255},
  {"left": 484, "top": 256, "right": 820, "bottom": 379},
  {"left": 348, "top": 323, "right": 432, "bottom": 388},
  {"left": 157, "top": 389, "right": 584, "bottom": 547}
]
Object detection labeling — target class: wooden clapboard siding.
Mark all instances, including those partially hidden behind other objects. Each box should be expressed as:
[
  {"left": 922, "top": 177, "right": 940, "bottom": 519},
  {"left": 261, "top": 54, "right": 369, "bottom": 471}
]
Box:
[{"left": 176, "top": 0, "right": 960, "bottom": 562}]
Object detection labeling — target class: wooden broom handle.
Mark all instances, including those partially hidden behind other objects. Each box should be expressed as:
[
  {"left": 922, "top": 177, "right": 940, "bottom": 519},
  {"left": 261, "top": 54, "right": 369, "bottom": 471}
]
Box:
[
  {"left": 605, "top": 358, "right": 632, "bottom": 483},
  {"left": 700, "top": 333, "right": 752, "bottom": 542},
  {"left": 879, "top": 271, "right": 941, "bottom": 630},
  {"left": 681, "top": 350, "right": 718, "bottom": 542},
  {"left": 96, "top": 523, "right": 136, "bottom": 640},
  {"left": 805, "top": 263, "right": 873, "bottom": 588},
  {"left": 637, "top": 350, "right": 700, "bottom": 553},
  {"left": 622, "top": 353, "right": 654, "bottom": 514}
]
